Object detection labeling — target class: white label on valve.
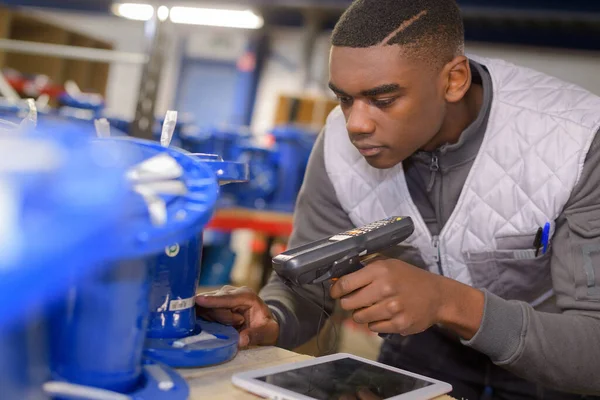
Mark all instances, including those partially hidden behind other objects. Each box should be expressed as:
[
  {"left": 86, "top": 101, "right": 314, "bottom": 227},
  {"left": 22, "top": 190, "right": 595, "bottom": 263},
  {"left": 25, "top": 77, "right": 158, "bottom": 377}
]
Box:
[
  {"left": 169, "top": 297, "right": 195, "bottom": 311},
  {"left": 165, "top": 244, "right": 180, "bottom": 257}
]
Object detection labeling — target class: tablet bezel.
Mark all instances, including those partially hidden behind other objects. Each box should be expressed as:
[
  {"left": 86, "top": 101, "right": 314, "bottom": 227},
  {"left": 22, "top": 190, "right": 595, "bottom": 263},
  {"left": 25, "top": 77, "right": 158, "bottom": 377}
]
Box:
[{"left": 232, "top": 352, "right": 452, "bottom": 400}]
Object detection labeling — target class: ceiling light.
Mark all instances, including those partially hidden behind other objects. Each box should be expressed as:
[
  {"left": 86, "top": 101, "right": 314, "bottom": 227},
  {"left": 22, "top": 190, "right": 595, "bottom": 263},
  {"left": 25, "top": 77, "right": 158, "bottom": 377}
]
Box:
[
  {"left": 112, "top": 3, "right": 155, "bottom": 21},
  {"left": 169, "top": 7, "right": 264, "bottom": 29},
  {"left": 157, "top": 6, "right": 170, "bottom": 22}
]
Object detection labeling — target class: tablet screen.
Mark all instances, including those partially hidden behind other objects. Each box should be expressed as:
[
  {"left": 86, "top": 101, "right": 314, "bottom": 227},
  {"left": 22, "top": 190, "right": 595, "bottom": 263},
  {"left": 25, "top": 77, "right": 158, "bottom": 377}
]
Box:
[{"left": 255, "top": 357, "right": 433, "bottom": 399}]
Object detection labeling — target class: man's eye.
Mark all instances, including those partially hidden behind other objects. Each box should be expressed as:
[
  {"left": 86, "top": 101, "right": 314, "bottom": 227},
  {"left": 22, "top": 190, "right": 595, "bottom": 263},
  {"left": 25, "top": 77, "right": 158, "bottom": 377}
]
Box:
[
  {"left": 337, "top": 96, "right": 353, "bottom": 105},
  {"left": 371, "top": 98, "right": 396, "bottom": 108}
]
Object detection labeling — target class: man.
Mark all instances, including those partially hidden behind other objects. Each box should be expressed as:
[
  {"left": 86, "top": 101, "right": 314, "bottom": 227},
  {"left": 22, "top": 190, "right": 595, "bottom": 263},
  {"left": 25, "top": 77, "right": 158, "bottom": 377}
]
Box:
[{"left": 196, "top": 0, "right": 600, "bottom": 398}]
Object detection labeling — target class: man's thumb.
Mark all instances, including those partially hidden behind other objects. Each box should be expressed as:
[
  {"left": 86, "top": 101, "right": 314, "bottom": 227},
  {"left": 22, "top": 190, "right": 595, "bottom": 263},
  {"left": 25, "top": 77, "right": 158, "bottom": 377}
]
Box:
[{"left": 239, "top": 325, "right": 271, "bottom": 348}]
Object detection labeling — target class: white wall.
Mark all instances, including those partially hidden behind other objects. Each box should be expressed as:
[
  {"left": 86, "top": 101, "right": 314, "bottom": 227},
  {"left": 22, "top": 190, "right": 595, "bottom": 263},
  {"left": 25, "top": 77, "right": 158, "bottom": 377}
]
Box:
[
  {"left": 466, "top": 43, "right": 600, "bottom": 96},
  {"left": 251, "top": 30, "right": 600, "bottom": 133},
  {"left": 183, "top": 26, "right": 247, "bottom": 62}
]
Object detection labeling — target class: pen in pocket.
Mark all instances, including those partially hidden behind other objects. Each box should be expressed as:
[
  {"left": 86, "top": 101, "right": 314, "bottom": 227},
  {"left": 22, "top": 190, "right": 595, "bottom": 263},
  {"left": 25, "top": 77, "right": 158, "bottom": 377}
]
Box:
[{"left": 533, "top": 223, "right": 551, "bottom": 256}]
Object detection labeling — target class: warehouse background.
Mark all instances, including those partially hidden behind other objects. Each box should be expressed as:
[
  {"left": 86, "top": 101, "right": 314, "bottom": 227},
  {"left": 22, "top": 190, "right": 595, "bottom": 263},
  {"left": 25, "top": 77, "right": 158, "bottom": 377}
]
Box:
[
  {"left": 9, "top": 1, "right": 600, "bottom": 133},
  {"left": 0, "top": 0, "right": 598, "bottom": 360}
]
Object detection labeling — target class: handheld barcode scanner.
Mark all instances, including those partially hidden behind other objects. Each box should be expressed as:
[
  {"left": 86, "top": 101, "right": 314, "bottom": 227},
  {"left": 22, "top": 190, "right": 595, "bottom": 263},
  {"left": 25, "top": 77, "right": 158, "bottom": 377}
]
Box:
[{"left": 273, "top": 217, "right": 415, "bottom": 286}]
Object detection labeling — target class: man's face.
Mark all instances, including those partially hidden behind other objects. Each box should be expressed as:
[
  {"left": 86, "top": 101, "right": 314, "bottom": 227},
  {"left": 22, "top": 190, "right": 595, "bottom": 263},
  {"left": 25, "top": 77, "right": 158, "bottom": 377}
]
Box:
[{"left": 329, "top": 45, "right": 447, "bottom": 169}]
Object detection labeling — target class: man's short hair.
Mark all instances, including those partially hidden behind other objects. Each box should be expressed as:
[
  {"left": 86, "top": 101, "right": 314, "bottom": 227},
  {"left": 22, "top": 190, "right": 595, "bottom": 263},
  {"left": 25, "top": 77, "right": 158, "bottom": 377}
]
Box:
[{"left": 331, "top": 0, "right": 465, "bottom": 67}]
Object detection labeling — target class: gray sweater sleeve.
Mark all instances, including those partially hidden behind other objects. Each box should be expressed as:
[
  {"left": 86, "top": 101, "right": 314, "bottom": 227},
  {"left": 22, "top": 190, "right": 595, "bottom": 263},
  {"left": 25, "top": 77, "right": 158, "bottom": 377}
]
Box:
[
  {"left": 463, "top": 128, "right": 600, "bottom": 395},
  {"left": 258, "top": 130, "right": 355, "bottom": 350}
]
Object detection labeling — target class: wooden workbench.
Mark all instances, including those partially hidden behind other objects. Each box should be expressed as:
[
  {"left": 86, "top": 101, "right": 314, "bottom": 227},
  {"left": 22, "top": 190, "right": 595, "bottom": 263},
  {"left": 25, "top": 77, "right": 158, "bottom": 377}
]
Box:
[{"left": 178, "top": 346, "right": 454, "bottom": 400}]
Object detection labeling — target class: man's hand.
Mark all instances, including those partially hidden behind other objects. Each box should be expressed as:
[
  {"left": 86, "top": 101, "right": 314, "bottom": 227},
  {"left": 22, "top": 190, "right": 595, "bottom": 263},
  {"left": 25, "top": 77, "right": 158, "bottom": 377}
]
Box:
[
  {"left": 329, "top": 259, "right": 485, "bottom": 339},
  {"left": 338, "top": 388, "right": 382, "bottom": 400},
  {"left": 195, "top": 285, "right": 279, "bottom": 348}
]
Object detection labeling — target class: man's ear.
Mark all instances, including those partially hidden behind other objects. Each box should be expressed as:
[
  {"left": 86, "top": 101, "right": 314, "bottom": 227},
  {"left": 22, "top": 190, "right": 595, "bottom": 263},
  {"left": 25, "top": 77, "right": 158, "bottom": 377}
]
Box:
[{"left": 442, "top": 56, "right": 471, "bottom": 103}]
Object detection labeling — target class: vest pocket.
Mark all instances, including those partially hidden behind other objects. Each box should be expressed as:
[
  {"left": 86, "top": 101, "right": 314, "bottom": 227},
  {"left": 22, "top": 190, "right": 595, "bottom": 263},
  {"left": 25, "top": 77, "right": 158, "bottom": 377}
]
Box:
[
  {"left": 566, "top": 210, "right": 600, "bottom": 302},
  {"left": 463, "top": 248, "right": 553, "bottom": 304}
]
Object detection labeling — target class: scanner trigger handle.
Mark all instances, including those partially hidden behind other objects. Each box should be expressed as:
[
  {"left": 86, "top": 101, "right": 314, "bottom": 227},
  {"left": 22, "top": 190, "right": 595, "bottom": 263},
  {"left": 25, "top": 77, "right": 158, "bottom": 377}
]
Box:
[{"left": 312, "top": 251, "right": 361, "bottom": 284}]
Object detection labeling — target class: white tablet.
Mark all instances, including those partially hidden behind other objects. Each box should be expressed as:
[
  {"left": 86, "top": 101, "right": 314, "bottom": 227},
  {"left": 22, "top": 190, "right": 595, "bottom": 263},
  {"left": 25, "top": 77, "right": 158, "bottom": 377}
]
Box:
[{"left": 232, "top": 353, "right": 452, "bottom": 400}]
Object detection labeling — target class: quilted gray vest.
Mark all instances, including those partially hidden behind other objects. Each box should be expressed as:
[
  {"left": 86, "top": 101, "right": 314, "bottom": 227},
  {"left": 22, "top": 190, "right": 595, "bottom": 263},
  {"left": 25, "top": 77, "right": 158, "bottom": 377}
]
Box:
[{"left": 323, "top": 55, "right": 600, "bottom": 304}]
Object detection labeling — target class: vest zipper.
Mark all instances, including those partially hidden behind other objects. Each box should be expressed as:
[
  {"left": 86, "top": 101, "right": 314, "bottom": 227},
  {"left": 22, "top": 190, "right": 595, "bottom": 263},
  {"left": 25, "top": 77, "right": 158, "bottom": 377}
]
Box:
[
  {"left": 427, "top": 153, "right": 439, "bottom": 192},
  {"left": 432, "top": 235, "right": 443, "bottom": 276}
]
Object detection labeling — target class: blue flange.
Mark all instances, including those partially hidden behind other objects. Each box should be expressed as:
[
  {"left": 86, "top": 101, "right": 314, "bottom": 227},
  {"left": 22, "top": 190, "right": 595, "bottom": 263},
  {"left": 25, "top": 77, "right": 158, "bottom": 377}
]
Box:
[
  {"left": 47, "top": 359, "right": 190, "bottom": 400},
  {"left": 144, "top": 318, "right": 239, "bottom": 368},
  {"left": 134, "top": 359, "right": 190, "bottom": 400},
  {"left": 47, "top": 137, "right": 220, "bottom": 397},
  {"left": 0, "top": 127, "right": 140, "bottom": 400},
  {"left": 0, "top": 131, "right": 134, "bottom": 330}
]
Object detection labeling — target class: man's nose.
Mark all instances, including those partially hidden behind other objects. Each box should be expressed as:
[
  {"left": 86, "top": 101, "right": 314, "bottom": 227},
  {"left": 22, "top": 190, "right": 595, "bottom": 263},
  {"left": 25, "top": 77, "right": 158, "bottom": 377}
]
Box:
[{"left": 346, "top": 102, "right": 376, "bottom": 137}]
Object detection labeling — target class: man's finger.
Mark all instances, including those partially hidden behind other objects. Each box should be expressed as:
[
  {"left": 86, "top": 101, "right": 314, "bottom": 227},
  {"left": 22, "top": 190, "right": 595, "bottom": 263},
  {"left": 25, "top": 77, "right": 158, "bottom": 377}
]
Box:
[
  {"left": 366, "top": 320, "right": 396, "bottom": 334},
  {"left": 197, "top": 308, "right": 245, "bottom": 326},
  {"left": 337, "top": 394, "right": 359, "bottom": 400},
  {"left": 330, "top": 262, "right": 380, "bottom": 299},
  {"left": 195, "top": 293, "right": 252, "bottom": 309},
  {"left": 339, "top": 285, "right": 382, "bottom": 311},
  {"left": 197, "top": 285, "right": 253, "bottom": 297},
  {"left": 239, "top": 326, "right": 263, "bottom": 348},
  {"left": 357, "top": 388, "right": 382, "bottom": 400},
  {"left": 352, "top": 301, "right": 395, "bottom": 325},
  {"left": 239, "top": 325, "right": 278, "bottom": 348}
]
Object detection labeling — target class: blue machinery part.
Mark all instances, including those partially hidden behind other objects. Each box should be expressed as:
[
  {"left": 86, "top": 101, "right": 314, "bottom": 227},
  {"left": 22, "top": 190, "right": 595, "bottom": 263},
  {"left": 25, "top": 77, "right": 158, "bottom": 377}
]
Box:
[
  {"left": 144, "top": 151, "right": 249, "bottom": 368},
  {"left": 236, "top": 145, "right": 278, "bottom": 209},
  {"left": 0, "top": 130, "right": 134, "bottom": 400},
  {"left": 58, "top": 92, "right": 105, "bottom": 113},
  {"left": 1, "top": 116, "right": 251, "bottom": 397},
  {"left": 0, "top": 132, "right": 132, "bottom": 329},
  {"left": 47, "top": 137, "right": 230, "bottom": 399},
  {"left": 180, "top": 125, "right": 252, "bottom": 162},
  {"left": 269, "top": 125, "right": 317, "bottom": 212},
  {"left": 194, "top": 153, "right": 250, "bottom": 185},
  {"left": 192, "top": 151, "right": 250, "bottom": 208},
  {"left": 181, "top": 124, "right": 317, "bottom": 212}
]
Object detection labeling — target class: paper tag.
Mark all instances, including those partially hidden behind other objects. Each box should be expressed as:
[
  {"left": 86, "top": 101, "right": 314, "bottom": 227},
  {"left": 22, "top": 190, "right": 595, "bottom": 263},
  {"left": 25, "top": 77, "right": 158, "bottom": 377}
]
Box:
[
  {"left": 94, "top": 118, "right": 111, "bottom": 138},
  {"left": 160, "top": 110, "right": 178, "bottom": 148},
  {"left": 168, "top": 297, "right": 195, "bottom": 311},
  {"left": 172, "top": 331, "right": 219, "bottom": 348},
  {"left": 20, "top": 99, "right": 37, "bottom": 129}
]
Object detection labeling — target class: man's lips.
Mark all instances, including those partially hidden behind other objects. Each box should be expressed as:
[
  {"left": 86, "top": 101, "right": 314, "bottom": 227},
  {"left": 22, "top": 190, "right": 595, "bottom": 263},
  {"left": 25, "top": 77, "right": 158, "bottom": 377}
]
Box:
[{"left": 354, "top": 145, "right": 385, "bottom": 157}]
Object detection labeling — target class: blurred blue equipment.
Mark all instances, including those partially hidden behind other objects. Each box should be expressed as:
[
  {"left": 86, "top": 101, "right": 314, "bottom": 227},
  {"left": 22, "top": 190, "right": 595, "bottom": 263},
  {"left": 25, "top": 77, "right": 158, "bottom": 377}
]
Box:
[
  {"left": 47, "top": 137, "right": 218, "bottom": 399},
  {"left": 180, "top": 124, "right": 252, "bottom": 161},
  {"left": 199, "top": 229, "right": 236, "bottom": 287},
  {"left": 0, "top": 103, "right": 252, "bottom": 397},
  {"left": 269, "top": 125, "right": 317, "bottom": 212},
  {"left": 199, "top": 244, "right": 237, "bottom": 286},
  {"left": 180, "top": 124, "right": 252, "bottom": 207},
  {"left": 236, "top": 144, "right": 278, "bottom": 210},
  {"left": 0, "top": 126, "right": 135, "bottom": 400},
  {"left": 0, "top": 99, "right": 128, "bottom": 138},
  {"left": 57, "top": 80, "right": 105, "bottom": 119}
]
